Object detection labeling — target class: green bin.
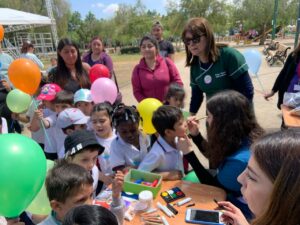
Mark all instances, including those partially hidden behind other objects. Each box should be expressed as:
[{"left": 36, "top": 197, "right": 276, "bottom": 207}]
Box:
[{"left": 123, "top": 169, "right": 162, "bottom": 198}]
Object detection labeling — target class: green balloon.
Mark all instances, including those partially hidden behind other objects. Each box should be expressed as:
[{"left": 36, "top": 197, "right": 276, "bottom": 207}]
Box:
[
  {"left": 0, "top": 134, "right": 46, "bottom": 217},
  {"left": 26, "top": 160, "right": 54, "bottom": 215},
  {"left": 6, "top": 89, "right": 32, "bottom": 113},
  {"left": 183, "top": 171, "right": 201, "bottom": 183}
]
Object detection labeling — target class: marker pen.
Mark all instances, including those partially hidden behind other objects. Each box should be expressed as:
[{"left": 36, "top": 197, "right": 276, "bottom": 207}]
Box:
[
  {"left": 176, "top": 197, "right": 192, "bottom": 206},
  {"left": 157, "top": 202, "right": 174, "bottom": 217}
]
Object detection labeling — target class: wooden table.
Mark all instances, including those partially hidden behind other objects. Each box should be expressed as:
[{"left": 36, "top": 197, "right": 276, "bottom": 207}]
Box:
[
  {"left": 281, "top": 105, "right": 300, "bottom": 127},
  {"left": 124, "top": 180, "right": 226, "bottom": 225}
]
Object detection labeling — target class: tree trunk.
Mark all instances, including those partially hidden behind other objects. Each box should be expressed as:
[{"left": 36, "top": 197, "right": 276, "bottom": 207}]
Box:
[{"left": 259, "top": 24, "right": 267, "bottom": 45}]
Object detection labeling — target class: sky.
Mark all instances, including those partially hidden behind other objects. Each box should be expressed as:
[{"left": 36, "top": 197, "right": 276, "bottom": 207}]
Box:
[{"left": 69, "top": 0, "right": 173, "bottom": 20}]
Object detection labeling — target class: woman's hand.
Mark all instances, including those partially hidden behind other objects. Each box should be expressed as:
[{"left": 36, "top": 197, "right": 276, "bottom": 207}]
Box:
[
  {"left": 177, "top": 134, "right": 193, "bottom": 155},
  {"left": 218, "top": 201, "right": 250, "bottom": 225},
  {"left": 264, "top": 90, "right": 275, "bottom": 101},
  {"left": 187, "top": 116, "right": 200, "bottom": 136}
]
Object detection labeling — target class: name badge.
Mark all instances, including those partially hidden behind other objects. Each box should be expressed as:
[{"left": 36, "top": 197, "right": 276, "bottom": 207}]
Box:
[
  {"left": 294, "top": 84, "right": 300, "bottom": 91},
  {"left": 204, "top": 75, "right": 212, "bottom": 84}
]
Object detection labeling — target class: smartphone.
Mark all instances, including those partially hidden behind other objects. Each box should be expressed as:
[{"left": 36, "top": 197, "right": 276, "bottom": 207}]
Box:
[{"left": 185, "top": 208, "right": 224, "bottom": 225}]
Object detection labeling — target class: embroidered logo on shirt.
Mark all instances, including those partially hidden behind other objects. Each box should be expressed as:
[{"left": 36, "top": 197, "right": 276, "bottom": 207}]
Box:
[{"left": 204, "top": 75, "right": 212, "bottom": 84}]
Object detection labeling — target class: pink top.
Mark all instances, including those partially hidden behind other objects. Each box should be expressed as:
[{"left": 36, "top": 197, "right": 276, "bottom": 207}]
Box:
[{"left": 131, "top": 55, "right": 183, "bottom": 102}]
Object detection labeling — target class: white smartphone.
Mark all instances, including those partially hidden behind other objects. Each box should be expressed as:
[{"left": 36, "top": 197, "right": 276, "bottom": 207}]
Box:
[{"left": 185, "top": 208, "right": 224, "bottom": 225}]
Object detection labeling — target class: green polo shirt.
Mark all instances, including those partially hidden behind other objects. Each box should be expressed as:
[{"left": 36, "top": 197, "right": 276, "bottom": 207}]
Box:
[{"left": 190, "top": 47, "right": 248, "bottom": 98}]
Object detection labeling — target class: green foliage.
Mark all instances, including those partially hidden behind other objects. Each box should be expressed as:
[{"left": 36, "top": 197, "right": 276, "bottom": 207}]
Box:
[
  {"left": 1, "top": 0, "right": 299, "bottom": 50},
  {"left": 120, "top": 46, "right": 140, "bottom": 54}
]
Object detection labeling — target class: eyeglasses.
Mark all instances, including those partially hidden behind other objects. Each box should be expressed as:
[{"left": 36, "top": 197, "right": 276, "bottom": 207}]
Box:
[{"left": 183, "top": 35, "right": 205, "bottom": 46}]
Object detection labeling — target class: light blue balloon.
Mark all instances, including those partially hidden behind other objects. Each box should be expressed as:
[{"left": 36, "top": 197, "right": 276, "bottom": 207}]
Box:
[{"left": 243, "top": 49, "right": 262, "bottom": 75}]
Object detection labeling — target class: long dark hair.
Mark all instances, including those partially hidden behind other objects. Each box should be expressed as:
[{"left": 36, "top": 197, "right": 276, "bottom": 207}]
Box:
[
  {"left": 206, "top": 90, "right": 264, "bottom": 168},
  {"left": 55, "top": 38, "right": 90, "bottom": 89},
  {"left": 251, "top": 130, "right": 300, "bottom": 225}
]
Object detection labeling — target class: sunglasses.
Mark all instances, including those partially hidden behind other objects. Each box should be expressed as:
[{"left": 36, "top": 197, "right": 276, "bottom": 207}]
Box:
[{"left": 183, "top": 35, "right": 205, "bottom": 46}]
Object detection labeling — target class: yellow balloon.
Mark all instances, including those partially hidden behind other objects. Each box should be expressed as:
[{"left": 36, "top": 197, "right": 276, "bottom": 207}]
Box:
[
  {"left": 26, "top": 160, "right": 54, "bottom": 215},
  {"left": 137, "top": 98, "right": 162, "bottom": 134}
]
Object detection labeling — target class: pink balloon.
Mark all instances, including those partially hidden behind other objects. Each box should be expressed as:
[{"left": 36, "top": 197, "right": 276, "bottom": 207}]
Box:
[{"left": 91, "top": 78, "right": 118, "bottom": 104}]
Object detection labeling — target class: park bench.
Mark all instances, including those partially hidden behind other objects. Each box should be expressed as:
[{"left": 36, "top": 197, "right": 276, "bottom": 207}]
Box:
[
  {"left": 263, "top": 40, "right": 279, "bottom": 55},
  {"left": 266, "top": 42, "right": 291, "bottom": 66}
]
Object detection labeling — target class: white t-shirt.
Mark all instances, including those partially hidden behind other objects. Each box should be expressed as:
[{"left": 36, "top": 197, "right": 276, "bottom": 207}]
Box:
[
  {"left": 110, "top": 132, "right": 151, "bottom": 169},
  {"left": 45, "top": 111, "right": 66, "bottom": 155},
  {"left": 1, "top": 117, "right": 8, "bottom": 134},
  {"left": 138, "top": 136, "right": 184, "bottom": 173},
  {"left": 92, "top": 164, "right": 99, "bottom": 191},
  {"left": 44, "top": 110, "right": 58, "bottom": 153},
  {"left": 96, "top": 131, "right": 117, "bottom": 175}
]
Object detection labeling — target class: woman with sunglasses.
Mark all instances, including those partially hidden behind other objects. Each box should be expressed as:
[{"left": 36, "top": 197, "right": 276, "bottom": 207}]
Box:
[{"left": 182, "top": 17, "right": 254, "bottom": 115}]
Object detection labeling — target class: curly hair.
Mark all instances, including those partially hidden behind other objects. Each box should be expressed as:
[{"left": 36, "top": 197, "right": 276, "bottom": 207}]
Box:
[{"left": 206, "top": 90, "right": 264, "bottom": 168}]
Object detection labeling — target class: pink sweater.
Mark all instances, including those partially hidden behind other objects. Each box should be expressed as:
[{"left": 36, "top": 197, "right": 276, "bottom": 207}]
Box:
[{"left": 131, "top": 55, "right": 183, "bottom": 102}]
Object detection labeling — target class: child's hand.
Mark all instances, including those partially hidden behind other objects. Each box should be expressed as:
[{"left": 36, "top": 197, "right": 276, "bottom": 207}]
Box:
[
  {"left": 162, "top": 170, "right": 183, "bottom": 181},
  {"left": 218, "top": 201, "right": 250, "bottom": 225},
  {"left": 177, "top": 134, "right": 193, "bottom": 155},
  {"left": 112, "top": 171, "right": 124, "bottom": 198},
  {"left": 99, "top": 172, "right": 113, "bottom": 186},
  {"left": 1, "top": 80, "right": 11, "bottom": 92},
  {"left": 187, "top": 116, "right": 200, "bottom": 136},
  {"left": 34, "top": 109, "right": 44, "bottom": 120}
]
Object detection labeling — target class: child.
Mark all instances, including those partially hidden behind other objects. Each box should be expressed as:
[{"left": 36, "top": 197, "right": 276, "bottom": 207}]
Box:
[
  {"left": 56, "top": 108, "right": 89, "bottom": 158},
  {"left": 34, "top": 90, "right": 74, "bottom": 159},
  {"left": 30, "top": 83, "right": 62, "bottom": 160},
  {"left": 74, "top": 89, "right": 93, "bottom": 116},
  {"left": 91, "top": 102, "right": 116, "bottom": 186},
  {"left": 164, "top": 82, "right": 185, "bottom": 108},
  {"left": 164, "top": 83, "right": 189, "bottom": 173},
  {"left": 63, "top": 205, "right": 118, "bottom": 225},
  {"left": 110, "top": 104, "right": 151, "bottom": 172},
  {"left": 64, "top": 129, "right": 104, "bottom": 192},
  {"left": 138, "top": 105, "right": 186, "bottom": 180},
  {"left": 38, "top": 160, "right": 124, "bottom": 225}
]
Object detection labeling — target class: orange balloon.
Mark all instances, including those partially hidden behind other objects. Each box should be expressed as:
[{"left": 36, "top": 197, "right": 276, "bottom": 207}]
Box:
[
  {"left": 0, "top": 25, "right": 4, "bottom": 41},
  {"left": 8, "top": 59, "right": 41, "bottom": 95}
]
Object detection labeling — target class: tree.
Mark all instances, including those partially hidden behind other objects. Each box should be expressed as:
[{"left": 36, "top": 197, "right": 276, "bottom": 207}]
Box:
[{"left": 232, "top": 0, "right": 298, "bottom": 45}]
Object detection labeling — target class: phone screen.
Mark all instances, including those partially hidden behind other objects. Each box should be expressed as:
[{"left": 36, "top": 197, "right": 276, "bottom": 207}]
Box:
[{"left": 190, "top": 210, "right": 220, "bottom": 223}]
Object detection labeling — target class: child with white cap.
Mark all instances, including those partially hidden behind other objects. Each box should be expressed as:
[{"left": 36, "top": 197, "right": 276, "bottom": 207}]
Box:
[
  {"left": 74, "top": 89, "right": 93, "bottom": 116},
  {"left": 56, "top": 108, "right": 90, "bottom": 158}
]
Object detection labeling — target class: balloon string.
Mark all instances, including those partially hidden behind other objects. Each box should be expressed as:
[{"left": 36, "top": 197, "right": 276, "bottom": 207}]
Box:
[
  {"left": 32, "top": 99, "right": 53, "bottom": 151},
  {"left": 255, "top": 74, "right": 266, "bottom": 93}
]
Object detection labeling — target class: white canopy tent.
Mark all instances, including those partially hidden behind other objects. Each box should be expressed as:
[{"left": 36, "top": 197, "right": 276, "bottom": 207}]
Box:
[
  {"left": 0, "top": 8, "right": 57, "bottom": 58},
  {"left": 0, "top": 8, "right": 51, "bottom": 26}
]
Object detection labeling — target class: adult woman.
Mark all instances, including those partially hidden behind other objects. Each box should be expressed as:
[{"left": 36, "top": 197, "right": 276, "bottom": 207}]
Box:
[
  {"left": 182, "top": 17, "right": 254, "bottom": 115},
  {"left": 20, "top": 42, "right": 44, "bottom": 69},
  {"left": 219, "top": 130, "right": 300, "bottom": 225},
  {"left": 264, "top": 43, "right": 300, "bottom": 110},
  {"left": 82, "top": 36, "right": 114, "bottom": 74},
  {"left": 48, "top": 38, "right": 91, "bottom": 93},
  {"left": 131, "top": 35, "right": 183, "bottom": 102},
  {"left": 178, "top": 90, "right": 264, "bottom": 217}
]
